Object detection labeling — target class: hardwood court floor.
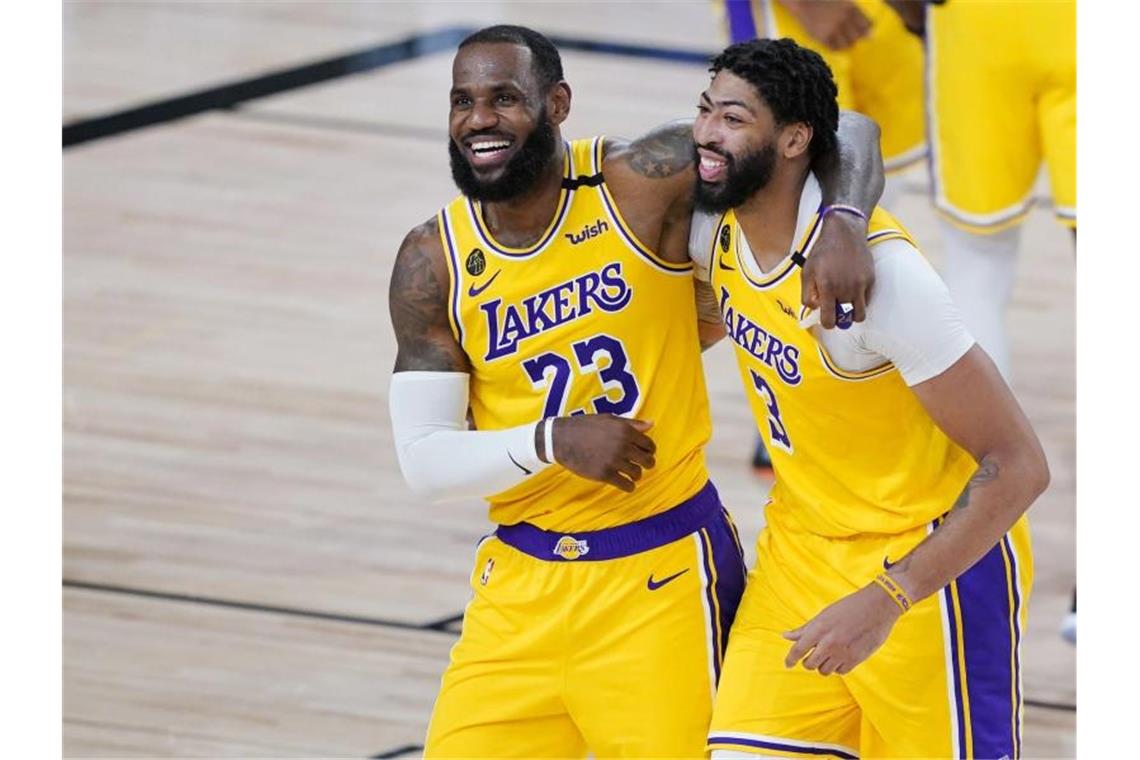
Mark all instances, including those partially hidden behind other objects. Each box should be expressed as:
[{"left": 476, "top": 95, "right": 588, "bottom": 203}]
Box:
[{"left": 63, "top": 3, "right": 1075, "bottom": 757}]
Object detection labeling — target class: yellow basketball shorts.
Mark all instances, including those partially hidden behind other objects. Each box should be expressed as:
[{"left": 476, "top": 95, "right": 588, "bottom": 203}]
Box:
[
  {"left": 708, "top": 510, "right": 1033, "bottom": 759},
  {"left": 926, "top": 0, "right": 1076, "bottom": 232},
  {"left": 721, "top": 0, "right": 926, "bottom": 172},
  {"left": 424, "top": 481, "right": 747, "bottom": 758}
]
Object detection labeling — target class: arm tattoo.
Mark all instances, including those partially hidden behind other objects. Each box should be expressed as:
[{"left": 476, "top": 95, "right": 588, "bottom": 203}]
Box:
[
  {"left": 694, "top": 279, "right": 722, "bottom": 325},
  {"left": 625, "top": 122, "right": 696, "bottom": 179},
  {"left": 951, "top": 456, "right": 1001, "bottom": 511},
  {"left": 389, "top": 220, "right": 470, "bottom": 372}
]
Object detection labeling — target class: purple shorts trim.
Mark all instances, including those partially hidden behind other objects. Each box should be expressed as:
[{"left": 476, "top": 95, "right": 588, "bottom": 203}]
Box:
[{"left": 495, "top": 481, "right": 721, "bottom": 561}]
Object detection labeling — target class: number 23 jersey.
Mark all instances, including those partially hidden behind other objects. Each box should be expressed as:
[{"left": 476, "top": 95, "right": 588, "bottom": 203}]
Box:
[{"left": 438, "top": 137, "right": 711, "bottom": 531}]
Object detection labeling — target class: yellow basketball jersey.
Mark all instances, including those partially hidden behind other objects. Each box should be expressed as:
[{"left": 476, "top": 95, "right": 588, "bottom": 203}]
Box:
[
  {"left": 438, "top": 137, "right": 711, "bottom": 531},
  {"left": 707, "top": 205, "right": 977, "bottom": 537}
]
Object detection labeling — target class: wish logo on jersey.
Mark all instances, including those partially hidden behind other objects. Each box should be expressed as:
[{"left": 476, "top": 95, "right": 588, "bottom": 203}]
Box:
[
  {"left": 719, "top": 286, "right": 802, "bottom": 386},
  {"left": 481, "top": 262, "right": 633, "bottom": 361}
]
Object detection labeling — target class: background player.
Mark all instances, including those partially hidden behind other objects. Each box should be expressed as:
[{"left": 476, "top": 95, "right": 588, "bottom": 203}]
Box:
[
  {"left": 688, "top": 38, "right": 1049, "bottom": 757},
  {"left": 388, "top": 25, "right": 885, "bottom": 756},
  {"left": 887, "top": 0, "right": 1075, "bottom": 379}
]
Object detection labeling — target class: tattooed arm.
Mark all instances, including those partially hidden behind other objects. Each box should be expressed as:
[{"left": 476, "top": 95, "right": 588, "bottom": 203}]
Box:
[
  {"left": 602, "top": 120, "right": 699, "bottom": 266},
  {"left": 783, "top": 344, "right": 1049, "bottom": 675},
  {"left": 390, "top": 219, "right": 472, "bottom": 374},
  {"left": 879, "top": 344, "right": 1049, "bottom": 600}
]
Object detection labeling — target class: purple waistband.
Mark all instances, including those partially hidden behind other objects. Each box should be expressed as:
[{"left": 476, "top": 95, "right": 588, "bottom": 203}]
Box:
[{"left": 495, "top": 481, "right": 721, "bottom": 561}]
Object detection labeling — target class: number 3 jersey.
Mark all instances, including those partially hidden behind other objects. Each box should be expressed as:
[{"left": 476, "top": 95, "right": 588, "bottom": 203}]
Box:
[
  {"left": 437, "top": 137, "right": 711, "bottom": 531},
  {"left": 694, "top": 176, "right": 978, "bottom": 538}
]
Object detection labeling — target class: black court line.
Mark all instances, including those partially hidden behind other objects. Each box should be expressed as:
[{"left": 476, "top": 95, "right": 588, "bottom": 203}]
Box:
[
  {"left": 370, "top": 745, "right": 424, "bottom": 759},
  {"left": 62, "top": 27, "right": 714, "bottom": 149},
  {"left": 62, "top": 26, "right": 471, "bottom": 148},
  {"left": 1024, "top": 697, "right": 1077, "bottom": 713},
  {"left": 230, "top": 107, "right": 446, "bottom": 143},
  {"left": 63, "top": 579, "right": 461, "bottom": 636}
]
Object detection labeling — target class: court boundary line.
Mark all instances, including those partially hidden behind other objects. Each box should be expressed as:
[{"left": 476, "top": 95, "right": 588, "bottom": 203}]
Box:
[
  {"left": 63, "top": 578, "right": 463, "bottom": 635},
  {"left": 62, "top": 27, "right": 714, "bottom": 149}
]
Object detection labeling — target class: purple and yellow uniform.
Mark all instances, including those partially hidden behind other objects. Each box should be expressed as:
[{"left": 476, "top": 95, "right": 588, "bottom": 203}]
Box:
[
  {"left": 424, "top": 137, "right": 746, "bottom": 757},
  {"left": 697, "top": 196, "right": 1033, "bottom": 758}
]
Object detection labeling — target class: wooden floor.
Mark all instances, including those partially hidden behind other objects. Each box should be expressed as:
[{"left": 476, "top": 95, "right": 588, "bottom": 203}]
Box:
[{"left": 63, "top": 3, "right": 1075, "bottom": 757}]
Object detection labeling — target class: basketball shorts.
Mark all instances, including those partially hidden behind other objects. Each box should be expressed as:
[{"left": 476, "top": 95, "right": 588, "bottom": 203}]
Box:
[
  {"left": 926, "top": 0, "right": 1076, "bottom": 232},
  {"left": 424, "top": 480, "right": 747, "bottom": 758},
  {"left": 708, "top": 508, "right": 1033, "bottom": 759},
  {"left": 722, "top": 0, "right": 926, "bottom": 172}
]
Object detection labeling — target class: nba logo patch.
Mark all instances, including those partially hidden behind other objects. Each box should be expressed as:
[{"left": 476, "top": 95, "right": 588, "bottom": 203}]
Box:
[
  {"left": 553, "top": 536, "right": 589, "bottom": 560},
  {"left": 719, "top": 225, "right": 731, "bottom": 252},
  {"left": 480, "top": 557, "right": 494, "bottom": 586}
]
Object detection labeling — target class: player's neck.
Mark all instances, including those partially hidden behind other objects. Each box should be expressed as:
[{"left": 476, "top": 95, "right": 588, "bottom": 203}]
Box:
[
  {"left": 478, "top": 143, "right": 566, "bottom": 249},
  {"left": 735, "top": 166, "right": 809, "bottom": 272}
]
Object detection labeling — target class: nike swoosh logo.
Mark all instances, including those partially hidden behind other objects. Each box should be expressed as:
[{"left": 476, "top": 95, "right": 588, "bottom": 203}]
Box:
[
  {"left": 883, "top": 556, "right": 896, "bottom": 570},
  {"left": 508, "top": 451, "right": 532, "bottom": 475},
  {"left": 717, "top": 255, "right": 736, "bottom": 272},
  {"left": 647, "top": 568, "right": 689, "bottom": 590},
  {"left": 468, "top": 269, "right": 501, "bottom": 297}
]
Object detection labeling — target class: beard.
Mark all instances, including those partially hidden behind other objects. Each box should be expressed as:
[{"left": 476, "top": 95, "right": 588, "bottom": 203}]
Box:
[
  {"left": 692, "top": 141, "right": 778, "bottom": 213},
  {"left": 449, "top": 112, "right": 557, "bottom": 203}
]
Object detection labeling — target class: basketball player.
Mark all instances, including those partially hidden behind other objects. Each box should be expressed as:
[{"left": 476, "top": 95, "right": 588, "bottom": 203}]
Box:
[
  {"left": 717, "top": 0, "right": 927, "bottom": 470},
  {"left": 388, "top": 25, "right": 885, "bottom": 757},
  {"left": 887, "top": 0, "right": 1075, "bottom": 379},
  {"left": 688, "top": 39, "right": 1049, "bottom": 758}
]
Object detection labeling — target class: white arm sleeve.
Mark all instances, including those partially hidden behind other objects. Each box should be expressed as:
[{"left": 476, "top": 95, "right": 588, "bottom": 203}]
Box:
[
  {"left": 389, "top": 371, "right": 550, "bottom": 503},
  {"left": 689, "top": 210, "right": 720, "bottom": 283},
  {"left": 860, "top": 240, "right": 976, "bottom": 386}
]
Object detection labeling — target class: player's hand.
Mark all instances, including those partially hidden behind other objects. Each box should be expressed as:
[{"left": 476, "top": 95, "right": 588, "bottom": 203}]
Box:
[
  {"left": 802, "top": 212, "right": 874, "bottom": 328},
  {"left": 884, "top": 0, "right": 927, "bottom": 37},
  {"left": 786, "top": 0, "right": 872, "bottom": 50},
  {"left": 551, "top": 415, "right": 657, "bottom": 492},
  {"left": 783, "top": 584, "right": 903, "bottom": 675}
]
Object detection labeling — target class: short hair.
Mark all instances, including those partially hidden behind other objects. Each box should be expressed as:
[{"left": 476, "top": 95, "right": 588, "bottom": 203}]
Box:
[
  {"left": 458, "top": 25, "right": 565, "bottom": 94},
  {"left": 709, "top": 38, "right": 839, "bottom": 161}
]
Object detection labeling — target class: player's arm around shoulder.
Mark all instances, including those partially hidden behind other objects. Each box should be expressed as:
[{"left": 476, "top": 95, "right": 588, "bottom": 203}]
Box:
[
  {"left": 601, "top": 120, "right": 697, "bottom": 266},
  {"left": 802, "top": 110, "right": 884, "bottom": 328}
]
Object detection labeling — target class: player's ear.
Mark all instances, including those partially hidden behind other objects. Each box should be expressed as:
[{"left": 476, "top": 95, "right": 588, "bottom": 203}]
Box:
[
  {"left": 783, "top": 122, "right": 812, "bottom": 160},
  {"left": 548, "top": 81, "right": 571, "bottom": 125}
]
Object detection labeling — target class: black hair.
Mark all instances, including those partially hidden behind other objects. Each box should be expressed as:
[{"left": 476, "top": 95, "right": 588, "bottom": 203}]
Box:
[
  {"left": 709, "top": 38, "right": 839, "bottom": 161},
  {"left": 458, "top": 25, "right": 565, "bottom": 93}
]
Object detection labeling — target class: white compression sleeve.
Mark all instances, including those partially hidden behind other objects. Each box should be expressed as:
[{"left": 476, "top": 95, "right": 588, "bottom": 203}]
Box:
[{"left": 389, "top": 371, "right": 550, "bottom": 503}]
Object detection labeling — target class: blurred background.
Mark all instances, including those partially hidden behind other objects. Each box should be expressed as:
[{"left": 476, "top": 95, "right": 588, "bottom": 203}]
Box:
[{"left": 62, "top": 2, "right": 1074, "bottom": 757}]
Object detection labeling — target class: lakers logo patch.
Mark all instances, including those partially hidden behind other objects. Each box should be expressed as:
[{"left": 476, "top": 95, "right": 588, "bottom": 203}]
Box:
[
  {"left": 719, "top": 224, "right": 731, "bottom": 252},
  {"left": 553, "top": 536, "right": 589, "bottom": 560},
  {"left": 466, "top": 248, "right": 486, "bottom": 276}
]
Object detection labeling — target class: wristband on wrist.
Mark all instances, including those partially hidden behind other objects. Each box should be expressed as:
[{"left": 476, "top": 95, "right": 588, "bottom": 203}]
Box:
[
  {"left": 820, "top": 203, "right": 868, "bottom": 224},
  {"left": 872, "top": 572, "right": 912, "bottom": 613},
  {"left": 544, "top": 418, "right": 556, "bottom": 464}
]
